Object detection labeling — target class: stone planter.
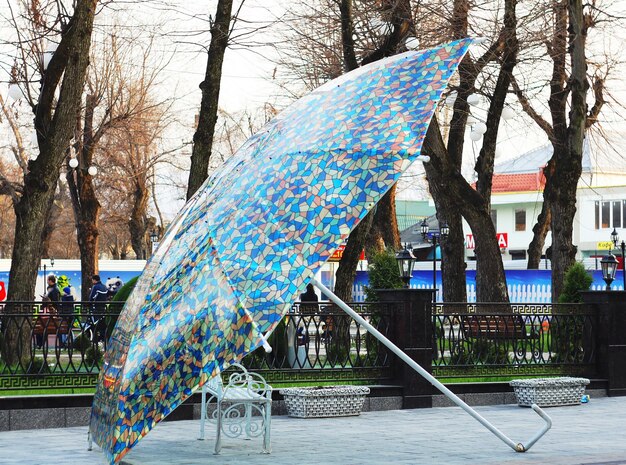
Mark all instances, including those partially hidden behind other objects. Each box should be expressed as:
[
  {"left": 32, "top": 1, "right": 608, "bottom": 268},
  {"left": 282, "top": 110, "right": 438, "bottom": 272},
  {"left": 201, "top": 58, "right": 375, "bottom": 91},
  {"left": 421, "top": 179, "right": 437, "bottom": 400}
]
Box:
[
  {"left": 280, "top": 386, "right": 370, "bottom": 418},
  {"left": 510, "top": 377, "right": 590, "bottom": 407}
]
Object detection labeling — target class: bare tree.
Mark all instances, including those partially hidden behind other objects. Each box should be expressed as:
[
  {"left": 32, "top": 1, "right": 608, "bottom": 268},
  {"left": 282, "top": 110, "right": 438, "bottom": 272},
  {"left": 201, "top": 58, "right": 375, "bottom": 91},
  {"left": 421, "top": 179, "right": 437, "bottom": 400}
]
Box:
[
  {"left": 511, "top": 0, "right": 608, "bottom": 299},
  {"left": 65, "top": 31, "right": 169, "bottom": 299},
  {"left": 418, "top": 0, "right": 521, "bottom": 303},
  {"left": 2, "top": 0, "right": 98, "bottom": 366},
  {"left": 186, "top": 0, "right": 235, "bottom": 200},
  {"left": 98, "top": 97, "right": 177, "bottom": 261}
]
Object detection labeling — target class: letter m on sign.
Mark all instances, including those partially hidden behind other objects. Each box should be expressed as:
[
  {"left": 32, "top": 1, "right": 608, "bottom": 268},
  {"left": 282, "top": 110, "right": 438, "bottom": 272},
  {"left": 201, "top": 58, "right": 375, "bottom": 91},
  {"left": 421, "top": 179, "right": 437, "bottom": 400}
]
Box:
[{"left": 465, "top": 234, "right": 475, "bottom": 249}]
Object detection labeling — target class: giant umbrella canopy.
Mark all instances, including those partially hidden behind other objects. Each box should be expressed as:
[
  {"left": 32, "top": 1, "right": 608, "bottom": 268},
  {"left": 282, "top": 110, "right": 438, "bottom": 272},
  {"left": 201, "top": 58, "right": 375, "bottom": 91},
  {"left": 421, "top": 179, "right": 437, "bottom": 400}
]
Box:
[{"left": 90, "top": 39, "right": 472, "bottom": 463}]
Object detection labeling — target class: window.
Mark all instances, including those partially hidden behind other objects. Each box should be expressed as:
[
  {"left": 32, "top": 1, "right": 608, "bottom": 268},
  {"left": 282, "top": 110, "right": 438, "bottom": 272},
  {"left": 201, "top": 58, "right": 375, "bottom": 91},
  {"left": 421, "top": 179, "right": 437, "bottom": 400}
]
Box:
[
  {"left": 490, "top": 209, "right": 497, "bottom": 229},
  {"left": 614, "top": 202, "right": 622, "bottom": 228},
  {"left": 602, "top": 202, "right": 610, "bottom": 228},
  {"left": 515, "top": 209, "right": 526, "bottom": 231},
  {"left": 510, "top": 250, "right": 526, "bottom": 261},
  {"left": 594, "top": 200, "right": 626, "bottom": 229}
]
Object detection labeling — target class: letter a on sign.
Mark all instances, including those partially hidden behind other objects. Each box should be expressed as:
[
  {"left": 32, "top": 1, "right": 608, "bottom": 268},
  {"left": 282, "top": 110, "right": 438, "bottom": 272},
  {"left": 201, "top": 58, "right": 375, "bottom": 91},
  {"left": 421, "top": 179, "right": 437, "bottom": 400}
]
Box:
[{"left": 497, "top": 233, "right": 508, "bottom": 248}]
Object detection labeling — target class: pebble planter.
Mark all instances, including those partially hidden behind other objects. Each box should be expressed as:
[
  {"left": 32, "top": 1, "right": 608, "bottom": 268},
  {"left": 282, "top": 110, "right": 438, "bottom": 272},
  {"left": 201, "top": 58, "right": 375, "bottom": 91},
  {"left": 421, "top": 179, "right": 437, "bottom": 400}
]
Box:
[
  {"left": 280, "top": 386, "right": 370, "bottom": 418},
  {"left": 510, "top": 377, "right": 590, "bottom": 407}
]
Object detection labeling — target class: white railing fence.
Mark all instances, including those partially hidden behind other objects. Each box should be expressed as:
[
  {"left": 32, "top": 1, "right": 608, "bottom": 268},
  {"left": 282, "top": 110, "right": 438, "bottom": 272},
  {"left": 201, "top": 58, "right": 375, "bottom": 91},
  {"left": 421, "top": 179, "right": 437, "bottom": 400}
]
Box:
[{"left": 351, "top": 282, "right": 618, "bottom": 303}]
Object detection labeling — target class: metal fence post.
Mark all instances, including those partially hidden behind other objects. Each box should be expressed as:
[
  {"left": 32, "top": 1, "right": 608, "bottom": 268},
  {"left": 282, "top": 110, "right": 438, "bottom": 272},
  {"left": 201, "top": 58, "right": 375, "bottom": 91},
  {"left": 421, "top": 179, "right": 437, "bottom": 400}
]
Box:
[
  {"left": 581, "top": 290, "right": 626, "bottom": 397},
  {"left": 376, "top": 288, "right": 434, "bottom": 408}
]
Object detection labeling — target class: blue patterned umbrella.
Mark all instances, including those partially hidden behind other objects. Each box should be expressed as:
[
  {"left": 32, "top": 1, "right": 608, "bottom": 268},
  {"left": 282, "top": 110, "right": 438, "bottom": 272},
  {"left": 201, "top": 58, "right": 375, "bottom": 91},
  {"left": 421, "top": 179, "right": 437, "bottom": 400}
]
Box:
[{"left": 89, "top": 39, "right": 472, "bottom": 463}]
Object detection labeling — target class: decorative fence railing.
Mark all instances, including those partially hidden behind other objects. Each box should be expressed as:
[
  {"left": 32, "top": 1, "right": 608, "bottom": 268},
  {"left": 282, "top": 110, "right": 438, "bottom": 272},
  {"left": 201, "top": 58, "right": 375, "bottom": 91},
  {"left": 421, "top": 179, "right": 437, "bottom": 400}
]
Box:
[
  {"left": 0, "top": 299, "right": 600, "bottom": 392},
  {"left": 243, "top": 302, "right": 395, "bottom": 386},
  {"left": 0, "top": 302, "right": 124, "bottom": 391},
  {"left": 0, "top": 301, "right": 393, "bottom": 391},
  {"left": 432, "top": 302, "right": 596, "bottom": 380}
]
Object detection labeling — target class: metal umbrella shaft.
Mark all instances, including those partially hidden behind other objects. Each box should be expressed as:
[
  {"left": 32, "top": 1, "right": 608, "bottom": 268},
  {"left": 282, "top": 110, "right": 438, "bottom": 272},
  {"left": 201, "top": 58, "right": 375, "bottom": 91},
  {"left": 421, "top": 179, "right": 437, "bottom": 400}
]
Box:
[{"left": 310, "top": 277, "right": 552, "bottom": 452}]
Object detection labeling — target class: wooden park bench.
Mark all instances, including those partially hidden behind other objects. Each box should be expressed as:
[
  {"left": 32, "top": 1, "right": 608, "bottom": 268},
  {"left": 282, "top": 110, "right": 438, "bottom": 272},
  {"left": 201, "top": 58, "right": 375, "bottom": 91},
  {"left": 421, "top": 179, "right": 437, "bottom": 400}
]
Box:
[
  {"left": 33, "top": 309, "right": 73, "bottom": 348},
  {"left": 462, "top": 314, "right": 538, "bottom": 341}
]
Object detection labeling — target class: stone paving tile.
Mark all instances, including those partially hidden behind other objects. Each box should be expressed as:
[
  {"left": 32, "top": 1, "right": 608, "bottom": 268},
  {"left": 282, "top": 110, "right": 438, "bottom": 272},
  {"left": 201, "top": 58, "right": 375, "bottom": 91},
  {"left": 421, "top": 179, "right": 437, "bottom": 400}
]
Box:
[
  {"left": 0, "top": 397, "right": 625, "bottom": 465},
  {"left": 0, "top": 410, "right": 8, "bottom": 432}
]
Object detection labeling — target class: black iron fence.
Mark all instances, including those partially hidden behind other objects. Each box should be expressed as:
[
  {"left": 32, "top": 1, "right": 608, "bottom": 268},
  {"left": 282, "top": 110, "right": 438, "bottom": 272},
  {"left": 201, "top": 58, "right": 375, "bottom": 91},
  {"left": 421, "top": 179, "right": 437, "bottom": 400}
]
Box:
[
  {"left": 0, "top": 299, "right": 602, "bottom": 392},
  {"left": 0, "top": 301, "right": 393, "bottom": 391},
  {"left": 432, "top": 303, "right": 596, "bottom": 380},
  {"left": 243, "top": 302, "right": 395, "bottom": 385},
  {"left": 0, "top": 302, "right": 124, "bottom": 391}
]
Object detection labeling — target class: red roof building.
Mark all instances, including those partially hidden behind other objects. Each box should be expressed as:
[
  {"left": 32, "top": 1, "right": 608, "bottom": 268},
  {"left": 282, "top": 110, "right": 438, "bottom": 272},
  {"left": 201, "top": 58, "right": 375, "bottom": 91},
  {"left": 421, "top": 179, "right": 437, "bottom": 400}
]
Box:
[{"left": 475, "top": 170, "right": 546, "bottom": 193}]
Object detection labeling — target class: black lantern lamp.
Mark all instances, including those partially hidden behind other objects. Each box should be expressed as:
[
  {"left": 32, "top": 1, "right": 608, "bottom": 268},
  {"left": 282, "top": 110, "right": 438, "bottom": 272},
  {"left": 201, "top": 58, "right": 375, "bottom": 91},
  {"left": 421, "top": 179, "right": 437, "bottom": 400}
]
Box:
[
  {"left": 601, "top": 253, "right": 619, "bottom": 290},
  {"left": 396, "top": 244, "right": 416, "bottom": 288},
  {"left": 440, "top": 222, "right": 450, "bottom": 238},
  {"left": 150, "top": 230, "right": 159, "bottom": 244},
  {"left": 420, "top": 219, "right": 449, "bottom": 296},
  {"left": 611, "top": 228, "right": 626, "bottom": 290}
]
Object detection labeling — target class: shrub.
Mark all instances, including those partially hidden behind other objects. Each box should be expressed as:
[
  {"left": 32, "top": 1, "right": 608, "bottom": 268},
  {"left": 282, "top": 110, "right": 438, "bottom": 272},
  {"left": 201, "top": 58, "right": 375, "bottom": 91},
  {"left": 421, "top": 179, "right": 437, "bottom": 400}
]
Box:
[
  {"left": 112, "top": 277, "right": 138, "bottom": 302},
  {"left": 106, "top": 276, "right": 139, "bottom": 334},
  {"left": 364, "top": 249, "right": 404, "bottom": 302},
  {"left": 558, "top": 262, "right": 592, "bottom": 303},
  {"left": 27, "top": 357, "right": 50, "bottom": 375},
  {"left": 85, "top": 345, "right": 103, "bottom": 366},
  {"left": 555, "top": 262, "right": 592, "bottom": 363}
]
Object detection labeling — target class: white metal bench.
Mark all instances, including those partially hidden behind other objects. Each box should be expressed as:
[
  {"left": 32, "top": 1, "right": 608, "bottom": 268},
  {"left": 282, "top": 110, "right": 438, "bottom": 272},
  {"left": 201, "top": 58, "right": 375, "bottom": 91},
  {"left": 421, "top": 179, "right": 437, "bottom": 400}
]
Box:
[{"left": 199, "top": 363, "right": 272, "bottom": 454}]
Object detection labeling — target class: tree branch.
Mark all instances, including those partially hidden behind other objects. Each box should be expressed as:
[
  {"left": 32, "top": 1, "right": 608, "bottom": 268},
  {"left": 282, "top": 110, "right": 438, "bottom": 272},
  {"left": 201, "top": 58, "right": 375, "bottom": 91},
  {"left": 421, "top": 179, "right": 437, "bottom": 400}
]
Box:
[
  {"left": 510, "top": 74, "right": 555, "bottom": 140},
  {"left": 586, "top": 74, "right": 604, "bottom": 128}
]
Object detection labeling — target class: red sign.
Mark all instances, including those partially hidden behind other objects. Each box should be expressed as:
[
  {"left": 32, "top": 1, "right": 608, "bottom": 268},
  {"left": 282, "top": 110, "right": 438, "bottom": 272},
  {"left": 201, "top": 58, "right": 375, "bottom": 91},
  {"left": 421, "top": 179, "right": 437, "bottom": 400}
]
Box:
[
  {"left": 0, "top": 281, "right": 5, "bottom": 301},
  {"left": 329, "top": 245, "right": 365, "bottom": 262},
  {"left": 465, "top": 233, "right": 508, "bottom": 250}
]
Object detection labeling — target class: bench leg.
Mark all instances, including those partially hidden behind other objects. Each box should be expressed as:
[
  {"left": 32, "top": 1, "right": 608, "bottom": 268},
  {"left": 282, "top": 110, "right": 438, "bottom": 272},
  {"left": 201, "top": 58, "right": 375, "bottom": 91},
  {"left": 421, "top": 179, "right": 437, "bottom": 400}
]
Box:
[
  {"left": 199, "top": 386, "right": 206, "bottom": 441},
  {"left": 244, "top": 403, "right": 252, "bottom": 440},
  {"left": 214, "top": 401, "right": 222, "bottom": 455},
  {"left": 87, "top": 430, "right": 93, "bottom": 451},
  {"left": 262, "top": 401, "right": 271, "bottom": 454}
]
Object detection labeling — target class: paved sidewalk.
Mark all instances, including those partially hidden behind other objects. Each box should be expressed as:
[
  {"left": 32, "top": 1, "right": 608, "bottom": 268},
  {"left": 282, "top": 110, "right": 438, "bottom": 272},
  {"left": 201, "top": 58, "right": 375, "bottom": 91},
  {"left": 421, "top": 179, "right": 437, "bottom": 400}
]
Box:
[{"left": 1, "top": 396, "right": 625, "bottom": 465}]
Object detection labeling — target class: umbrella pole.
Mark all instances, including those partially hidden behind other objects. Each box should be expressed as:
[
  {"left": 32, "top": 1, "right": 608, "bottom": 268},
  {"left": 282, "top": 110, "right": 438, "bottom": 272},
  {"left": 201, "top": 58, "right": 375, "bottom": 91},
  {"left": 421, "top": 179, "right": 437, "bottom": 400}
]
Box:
[{"left": 310, "top": 277, "right": 551, "bottom": 453}]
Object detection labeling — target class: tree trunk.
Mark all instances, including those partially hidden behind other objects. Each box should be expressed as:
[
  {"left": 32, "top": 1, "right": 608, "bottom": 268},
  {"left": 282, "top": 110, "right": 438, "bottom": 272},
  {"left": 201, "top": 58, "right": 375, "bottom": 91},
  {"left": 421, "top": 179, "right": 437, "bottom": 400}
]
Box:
[
  {"left": 3, "top": 0, "right": 97, "bottom": 366},
  {"left": 439, "top": 209, "right": 467, "bottom": 303},
  {"left": 67, "top": 94, "right": 102, "bottom": 301},
  {"left": 186, "top": 0, "right": 234, "bottom": 199},
  {"left": 526, "top": 200, "right": 551, "bottom": 269},
  {"left": 334, "top": 211, "right": 374, "bottom": 302},
  {"left": 424, "top": 122, "right": 469, "bottom": 303},
  {"left": 424, "top": 117, "right": 510, "bottom": 303},
  {"left": 367, "top": 186, "right": 401, "bottom": 254},
  {"left": 68, "top": 170, "right": 101, "bottom": 301},
  {"left": 466, "top": 209, "right": 509, "bottom": 302},
  {"left": 129, "top": 181, "right": 149, "bottom": 260},
  {"left": 339, "top": 0, "right": 358, "bottom": 72},
  {"left": 334, "top": 0, "right": 412, "bottom": 300},
  {"left": 551, "top": 0, "right": 587, "bottom": 301},
  {"left": 40, "top": 184, "right": 62, "bottom": 258}
]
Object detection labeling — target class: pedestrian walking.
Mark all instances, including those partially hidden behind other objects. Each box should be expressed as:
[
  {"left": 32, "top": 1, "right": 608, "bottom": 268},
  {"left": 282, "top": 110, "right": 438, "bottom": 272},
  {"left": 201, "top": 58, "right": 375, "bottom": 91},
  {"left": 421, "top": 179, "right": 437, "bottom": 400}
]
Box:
[{"left": 89, "top": 275, "right": 109, "bottom": 343}]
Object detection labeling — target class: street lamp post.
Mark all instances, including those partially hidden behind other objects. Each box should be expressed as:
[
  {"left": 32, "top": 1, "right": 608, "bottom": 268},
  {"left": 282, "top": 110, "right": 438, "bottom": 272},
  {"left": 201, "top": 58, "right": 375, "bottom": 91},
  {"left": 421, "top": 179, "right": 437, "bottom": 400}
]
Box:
[
  {"left": 601, "top": 253, "right": 619, "bottom": 290},
  {"left": 610, "top": 228, "right": 626, "bottom": 290},
  {"left": 395, "top": 244, "right": 416, "bottom": 288},
  {"left": 420, "top": 219, "right": 450, "bottom": 298},
  {"left": 42, "top": 257, "right": 55, "bottom": 294}
]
